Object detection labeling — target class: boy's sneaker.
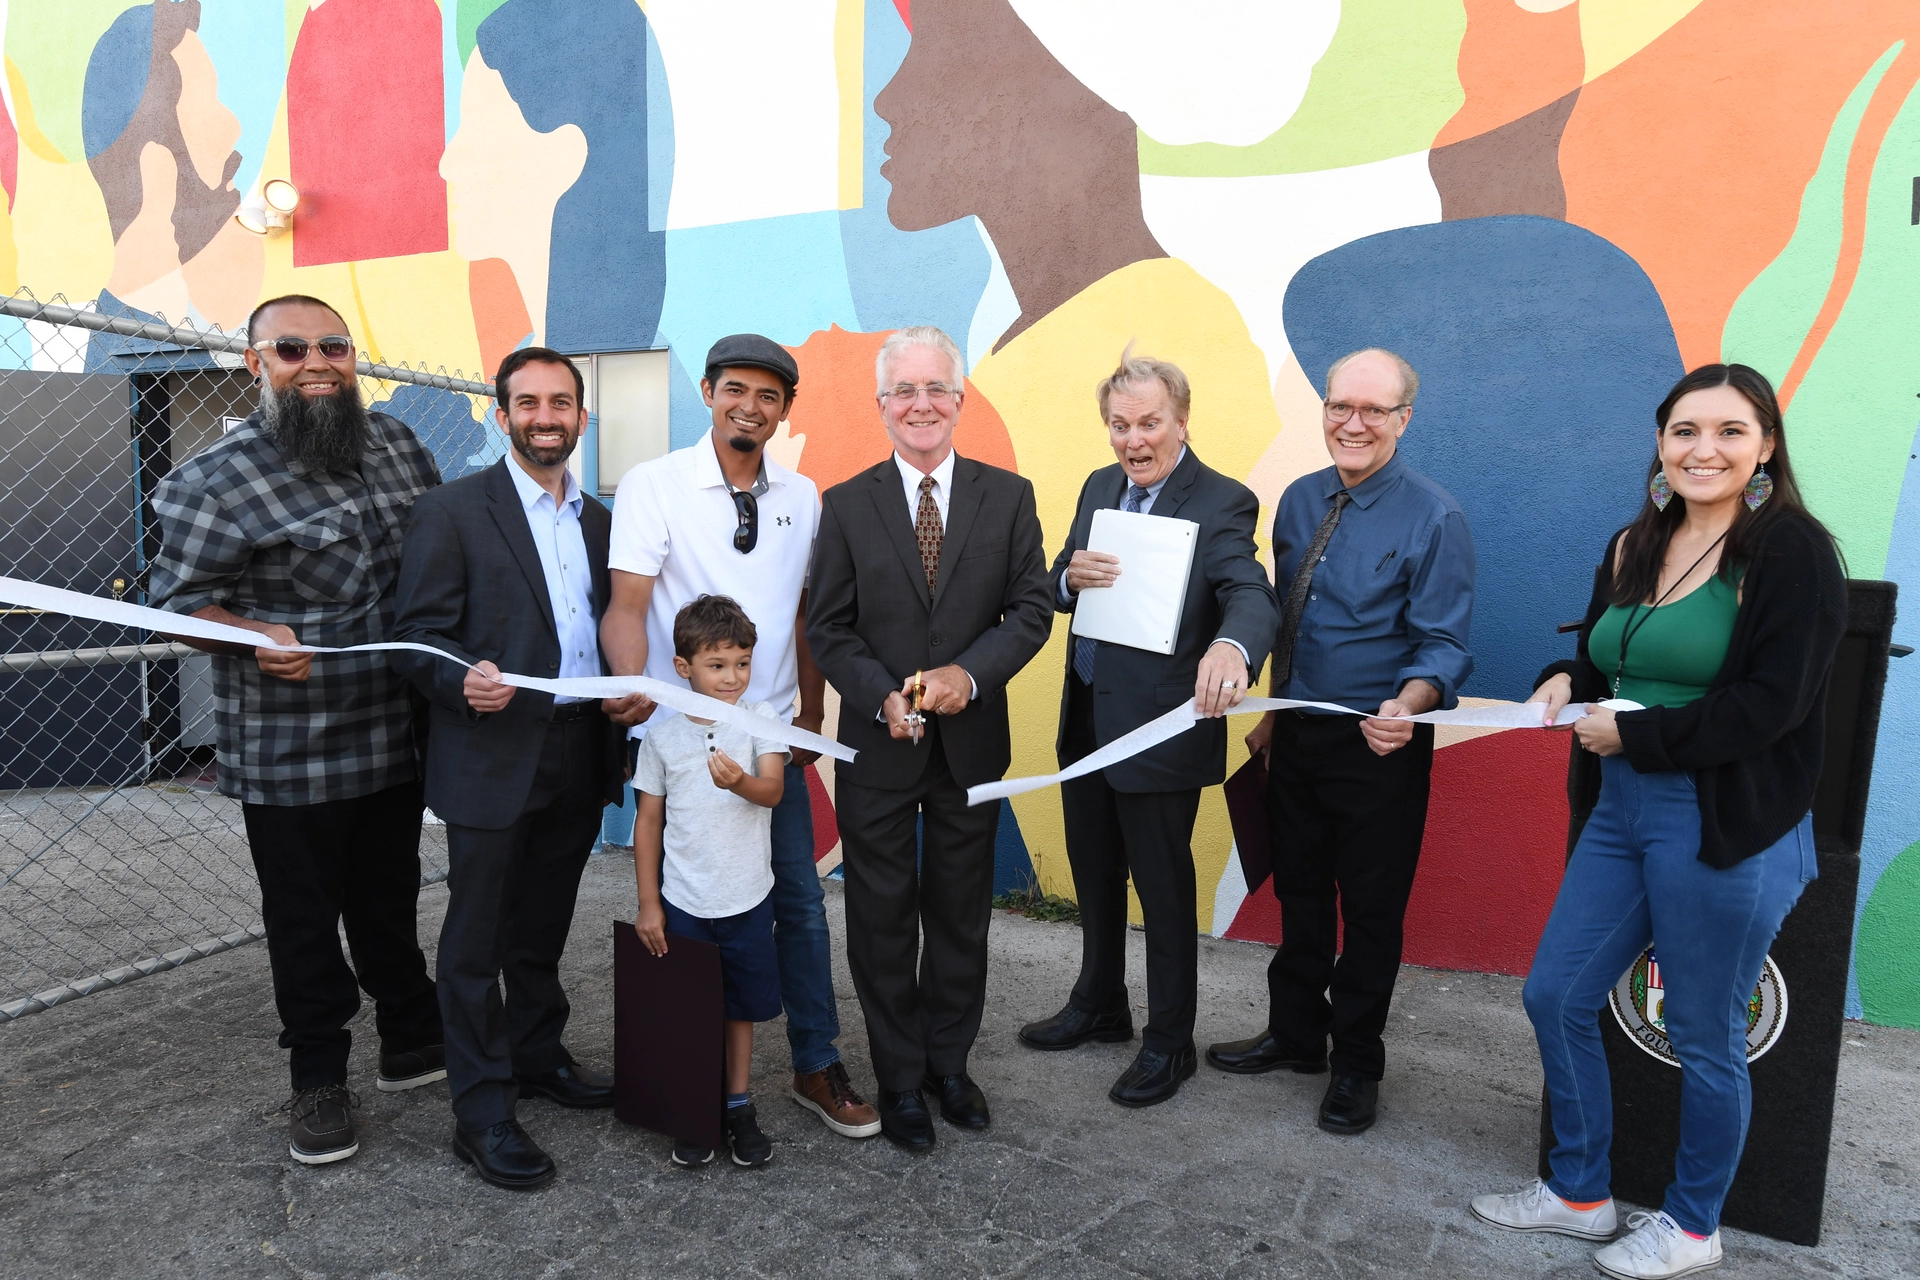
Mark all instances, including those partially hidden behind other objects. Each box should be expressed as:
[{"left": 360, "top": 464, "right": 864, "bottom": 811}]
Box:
[
  {"left": 377, "top": 1043, "right": 447, "bottom": 1093},
  {"left": 1593, "top": 1211, "right": 1721, "bottom": 1279},
  {"left": 670, "top": 1142, "right": 716, "bottom": 1169},
  {"left": 285, "top": 1085, "right": 359, "bottom": 1165},
  {"left": 726, "top": 1102, "right": 774, "bottom": 1168},
  {"left": 1471, "top": 1178, "right": 1618, "bottom": 1240}
]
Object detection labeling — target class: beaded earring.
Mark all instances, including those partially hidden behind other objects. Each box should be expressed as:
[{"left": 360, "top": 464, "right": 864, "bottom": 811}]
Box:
[
  {"left": 1649, "top": 469, "right": 1673, "bottom": 511},
  {"left": 1744, "top": 466, "right": 1774, "bottom": 511}
]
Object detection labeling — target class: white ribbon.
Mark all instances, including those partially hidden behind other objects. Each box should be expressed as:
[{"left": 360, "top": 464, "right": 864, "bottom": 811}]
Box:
[{"left": 0, "top": 576, "right": 855, "bottom": 763}]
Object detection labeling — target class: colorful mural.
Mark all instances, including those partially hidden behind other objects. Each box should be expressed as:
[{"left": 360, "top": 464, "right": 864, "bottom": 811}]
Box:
[{"left": 2, "top": 0, "right": 1916, "bottom": 1023}]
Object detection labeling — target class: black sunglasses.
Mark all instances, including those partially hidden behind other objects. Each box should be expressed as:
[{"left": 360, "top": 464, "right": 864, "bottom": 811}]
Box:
[
  {"left": 253, "top": 335, "right": 354, "bottom": 364},
  {"left": 731, "top": 490, "right": 758, "bottom": 554}
]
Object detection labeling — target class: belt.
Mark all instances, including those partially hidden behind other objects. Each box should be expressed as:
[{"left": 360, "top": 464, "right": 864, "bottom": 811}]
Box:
[{"left": 549, "top": 700, "right": 600, "bottom": 725}]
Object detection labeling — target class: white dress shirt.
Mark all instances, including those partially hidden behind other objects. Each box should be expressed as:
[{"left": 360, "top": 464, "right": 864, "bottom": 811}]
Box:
[
  {"left": 893, "top": 447, "right": 956, "bottom": 529},
  {"left": 504, "top": 454, "right": 600, "bottom": 702}
]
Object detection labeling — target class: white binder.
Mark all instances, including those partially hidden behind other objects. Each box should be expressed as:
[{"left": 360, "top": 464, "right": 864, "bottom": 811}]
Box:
[{"left": 1067, "top": 507, "right": 1198, "bottom": 655}]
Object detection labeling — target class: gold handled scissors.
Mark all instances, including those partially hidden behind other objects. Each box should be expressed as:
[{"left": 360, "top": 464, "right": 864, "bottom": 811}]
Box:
[{"left": 905, "top": 670, "right": 927, "bottom": 744}]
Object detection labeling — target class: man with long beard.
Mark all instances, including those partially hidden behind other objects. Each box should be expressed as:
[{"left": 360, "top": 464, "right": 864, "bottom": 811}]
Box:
[{"left": 151, "top": 295, "right": 446, "bottom": 1167}]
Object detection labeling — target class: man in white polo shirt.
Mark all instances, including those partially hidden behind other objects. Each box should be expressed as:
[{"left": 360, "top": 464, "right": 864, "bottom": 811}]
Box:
[{"left": 601, "top": 334, "right": 880, "bottom": 1140}]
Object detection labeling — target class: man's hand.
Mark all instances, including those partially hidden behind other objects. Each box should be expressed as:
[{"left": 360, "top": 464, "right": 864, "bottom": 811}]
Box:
[
  {"left": 789, "top": 710, "right": 824, "bottom": 768},
  {"left": 1574, "top": 704, "right": 1623, "bottom": 756},
  {"left": 916, "top": 665, "right": 972, "bottom": 716},
  {"left": 1064, "top": 550, "right": 1122, "bottom": 594},
  {"left": 1245, "top": 711, "right": 1276, "bottom": 764},
  {"left": 1193, "top": 641, "right": 1248, "bottom": 717},
  {"left": 882, "top": 690, "right": 918, "bottom": 740},
  {"left": 1360, "top": 699, "right": 1415, "bottom": 755},
  {"left": 634, "top": 901, "right": 668, "bottom": 957},
  {"left": 708, "top": 747, "right": 747, "bottom": 791},
  {"left": 253, "top": 624, "right": 312, "bottom": 682},
  {"left": 603, "top": 692, "right": 655, "bottom": 727},
  {"left": 463, "top": 660, "right": 515, "bottom": 714}
]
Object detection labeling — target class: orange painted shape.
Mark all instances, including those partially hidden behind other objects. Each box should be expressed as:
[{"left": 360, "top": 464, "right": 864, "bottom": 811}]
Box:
[
  {"left": 1434, "top": 0, "right": 1583, "bottom": 149},
  {"left": 1559, "top": 0, "right": 1919, "bottom": 369},
  {"left": 1778, "top": 46, "right": 1920, "bottom": 408},
  {"left": 468, "top": 257, "right": 534, "bottom": 383},
  {"left": 781, "top": 325, "right": 1015, "bottom": 494}
]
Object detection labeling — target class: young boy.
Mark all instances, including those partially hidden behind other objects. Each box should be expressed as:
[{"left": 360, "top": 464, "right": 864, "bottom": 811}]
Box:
[{"left": 631, "top": 594, "right": 789, "bottom": 1168}]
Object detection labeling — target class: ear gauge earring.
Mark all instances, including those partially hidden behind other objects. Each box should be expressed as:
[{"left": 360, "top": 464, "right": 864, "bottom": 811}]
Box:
[
  {"left": 1744, "top": 466, "right": 1774, "bottom": 511},
  {"left": 1649, "top": 469, "right": 1673, "bottom": 511}
]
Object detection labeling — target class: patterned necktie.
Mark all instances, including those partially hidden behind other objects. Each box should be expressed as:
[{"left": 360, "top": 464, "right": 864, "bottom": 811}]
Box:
[
  {"left": 1271, "top": 490, "right": 1351, "bottom": 688},
  {"left": 1072, "top": 483, "right": 1151, "bottom": 683},
  {"left": 915, "top": 474, "right": 942, "bottom": 598}
]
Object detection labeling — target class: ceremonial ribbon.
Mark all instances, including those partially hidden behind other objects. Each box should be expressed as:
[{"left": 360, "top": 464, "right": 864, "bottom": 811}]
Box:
[{"left": 0, "top": 577, "right": 855, "bottom": 763}]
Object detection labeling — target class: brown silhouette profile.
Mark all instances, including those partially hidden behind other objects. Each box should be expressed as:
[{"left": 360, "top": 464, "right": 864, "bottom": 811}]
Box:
[{"left": 875, "top": 0, "right": 1166, "bottom": 351}]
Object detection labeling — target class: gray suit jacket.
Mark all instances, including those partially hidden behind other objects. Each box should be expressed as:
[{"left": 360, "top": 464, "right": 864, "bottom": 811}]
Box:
[
  {"left": 807, "top": 455, "right": 1053, "bottom": 791},
  {"left": 1052, "top": 448, "right": 1278, "bottom": 793},
  {"left": 389, "top": 460, "right": 625, "bottom": 829}
]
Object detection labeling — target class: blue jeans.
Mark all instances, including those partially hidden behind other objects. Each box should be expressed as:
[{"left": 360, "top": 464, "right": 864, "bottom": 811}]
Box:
[
  {"left": 1524, "top": 756, "right": 1815, "bottom": 1235},
  {"left": 770, "top": 762, "right": 841, "bottom": 1073}
]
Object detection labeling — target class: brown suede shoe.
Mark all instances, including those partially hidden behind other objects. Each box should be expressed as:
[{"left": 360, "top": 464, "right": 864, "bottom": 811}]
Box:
[{"left": 790, "top": 1062, "right": 881, "bottom": 1138}]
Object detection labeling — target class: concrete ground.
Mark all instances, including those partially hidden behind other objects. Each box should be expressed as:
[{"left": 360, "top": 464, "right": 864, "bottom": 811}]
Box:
[{"left": 2, "top": 852, "right": 1915, "bottom": 1280}]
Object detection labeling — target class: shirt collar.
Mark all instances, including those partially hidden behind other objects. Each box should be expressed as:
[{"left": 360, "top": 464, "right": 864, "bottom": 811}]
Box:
[
  {"left": 895, "top": 447, "right": 957, "bottom": 493},
  {"left": 1321, "top": 448, "right": 1405, "bottom": 509},
  {"left": 695, "top": 427, "right": 776, "bottom": 495},
  {"left": 505, "top": 450, "right": 582, "bottom": 513}
]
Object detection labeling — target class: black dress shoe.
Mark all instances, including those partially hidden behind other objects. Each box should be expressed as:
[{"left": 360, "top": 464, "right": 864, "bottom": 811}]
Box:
[
  {"left": 453, "top": 1120, "right": 556, "bottom": 1189},
  {"left": 1205, "top": 1031, "right": 1327, "bottom": 1076},
  {"left": 517, "top": 1060, "right": 614, "bottom": 1109},
  {"left": 1108, "top": 1042, "right": 1197, "bottom": 1108},
  {"left": 877, "top": 1088, "right": 936, "bottom": 1151},
  {"left": 921, "top": 1073, "right": 990, "bottom": 1130},
  {"left": 1318, "top": 1071, "right": 1379, "bottom": 1135},
  {"left": 1018, "top": 1002, "right": 1134, "bottom": 1051}
]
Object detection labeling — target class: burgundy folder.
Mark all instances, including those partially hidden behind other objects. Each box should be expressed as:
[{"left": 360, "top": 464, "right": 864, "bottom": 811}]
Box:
[
  {"left": 613, "top": 923, "right": 725, "bottom": 1151},
  {"left": 1223, "top": 754, "right": 1272, "bottom": 892}
]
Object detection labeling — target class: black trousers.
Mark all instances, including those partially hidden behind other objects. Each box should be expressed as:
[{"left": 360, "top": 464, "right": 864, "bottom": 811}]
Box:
[
  {"left": 242, "top": 779, "right": 441, "bottom": 1091},
  {"left": 438, "top": 714, "right": 603, "bottom": 1128},
  {"left": 1060, "top": 677, "right": 1202, "bottom": 1054},
  {"left": 1266, "top": 711, "right": 1434, "bottom": 1081},
  {"left": 837, "top": 731, "right": 1001, "bottom": 1092}
]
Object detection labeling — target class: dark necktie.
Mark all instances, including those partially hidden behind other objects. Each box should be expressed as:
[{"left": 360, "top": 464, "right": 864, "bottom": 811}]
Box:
[
  {"left": 915, "top": 475, "right": 942, "bottom": 598},
  {"left": 1271, "top": 490, "right": 1351, "bottom": 688},
  {"left": 1072, "top": 483, "right": 1151, "bottom": 684}
]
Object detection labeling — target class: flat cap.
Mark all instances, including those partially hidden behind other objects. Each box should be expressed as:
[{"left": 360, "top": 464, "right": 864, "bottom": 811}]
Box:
[{"left": 704, "top": 333, "right": 799, "bottom": 390}]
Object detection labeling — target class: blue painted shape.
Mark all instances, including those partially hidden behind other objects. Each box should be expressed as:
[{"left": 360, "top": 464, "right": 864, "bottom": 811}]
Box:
[
  {"left": 372, "top": 384, "right": 494, "bottom": 481},
  {"left": 645, "top": 19, "right": 672, "bottom": 234},
  {"left": 1284, "top": 216, "right": 1683, "bottom": 699},
  {"left": 1849, "top": 413, "right": 1920, "bottom": 1016},
  {"left": 82, "top": 6, "right": 155, "bottom": 160},
  {"left": 838, "top": 0, "right": 988, "bottom": 345},
  {"left": 0, "top": 317, "right": 33, "bottom": 371},
  {"left": 992, "top": 798, "right": 1035, "bottom": 896},
  {"left": 198, "top": 0, "right": 287, "bottom": 196},
  {"left": 440, "top": 0, "right": 461, "bottom": 142},
  {"left": 667, "top": 346, "right": 709, "bottom": 451},
  {"left": 657, "top": 213, "right": 860, "bottom": 380},
  {"left": 479, "top": 0, "right": 664, "bottom": 354}
]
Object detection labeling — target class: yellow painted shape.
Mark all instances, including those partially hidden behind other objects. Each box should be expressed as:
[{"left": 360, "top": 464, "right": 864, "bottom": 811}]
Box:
[
  {"left": 10, "top": 150, "right": 113, "bottom": 303},
  {"left": 1581, "top": 0, "right": 1707, "bottom": 81},
  {"left": 5, "top": 57, "right": 67, "bottom": 164},
  {"left": 0, "top": 199, "right": 19, "bottom": 295},
  {"left": 968, "top": 258, "right": 1281, "bottom": 928},
  {"left": 835, "top": 0, "right": 863, "bottom": 210}
]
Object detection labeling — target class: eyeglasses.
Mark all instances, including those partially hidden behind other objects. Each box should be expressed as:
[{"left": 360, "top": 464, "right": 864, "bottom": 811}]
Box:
[
  {"left": 730, "top": 490, "right": 758, "bottom": 554},
  {"left": 882, "top": 383, "right": 958, "bottom": 405},
  {"left": 254, "top": 335, "right": 354, "bottom": 364},
  {"left": 1323, "top": 401, "right": 1407, "bottom": 427}
]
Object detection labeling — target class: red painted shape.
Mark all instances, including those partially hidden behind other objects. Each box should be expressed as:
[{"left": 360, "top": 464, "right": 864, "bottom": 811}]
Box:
[
  {"left": 286, "top": 0, "right": 447, "bottom": 266},
  {"left": 891, "top": 0, "right": 911, "bottom": 31},
  {"left": 0, "top": 90, "right": 16, "bottom": 211},
  {"left": 805, "top": 764, "right": 839, "bottom": 861},
  {"left": 468, "top": 258, "right": 533, "bottom": 381},
  {"left": 1224, "top": 872, "right": 1283, "bottom": 944}
]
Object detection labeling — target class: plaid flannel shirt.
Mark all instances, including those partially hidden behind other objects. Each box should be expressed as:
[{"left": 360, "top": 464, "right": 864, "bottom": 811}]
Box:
[{"left": 149, "top": 411, "right": 441, "bottom": 806}]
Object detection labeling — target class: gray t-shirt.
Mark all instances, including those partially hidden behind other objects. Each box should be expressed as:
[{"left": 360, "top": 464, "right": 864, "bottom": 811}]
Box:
[{"left": 631, "top": 703, "right": 788, "bottom": 919}]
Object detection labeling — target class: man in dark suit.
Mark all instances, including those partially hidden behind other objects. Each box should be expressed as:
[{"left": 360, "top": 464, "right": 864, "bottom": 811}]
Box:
[
  {"left": 391, "top": 347, "right": 627, "bottom": 1190},
  {"left": 806, "top": 325, "right": 1053, "bottom": 1150},
  {"left": 1018, "top": 351, "right": 1278, "bottom": 1108}
]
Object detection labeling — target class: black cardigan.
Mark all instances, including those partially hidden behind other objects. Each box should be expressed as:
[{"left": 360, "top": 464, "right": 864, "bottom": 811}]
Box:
[{"left": 1540, "top": 513, "right": 1846, "bottom": 869}]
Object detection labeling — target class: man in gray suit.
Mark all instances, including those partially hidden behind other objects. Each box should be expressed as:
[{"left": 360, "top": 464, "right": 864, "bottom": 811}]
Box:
[
  {"left": 1018, "top": 350, "right": 1278, "bottom": 1108},
  {"left": 391, "top": 348, "right": 626, "bottom": 1190},
  {"left": 806, "top": 325, "right": 1053, "bottom": 1151}
]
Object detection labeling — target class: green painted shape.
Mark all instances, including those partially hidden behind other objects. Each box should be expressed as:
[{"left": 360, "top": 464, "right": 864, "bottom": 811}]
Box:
[
  {"left": 1137, "top": 0, "right": 1466, "bottom": 177},
  {"left": 3, "top": 0, "right": 145, "bottom": 162},
  {"left": 284, "top": 0, "right": 307, "bottom": 71},
  {"left": 457, "top": 0, "right": 513, "bottom": 67},
  {"left": 1766, "top": 70, "right": 1920, "bottom": 579},
  {"left": 1721, "top": 43, "right": 1899, "bottom": 388},
  {"left": 1859, "top": 839, "right": 1920, "bottom": 1029}
]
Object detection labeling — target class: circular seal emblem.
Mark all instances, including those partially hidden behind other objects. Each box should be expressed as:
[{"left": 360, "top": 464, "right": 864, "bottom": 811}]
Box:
[{"left": 1608, "top": 948, "right": 1789, "bottom": 1067}]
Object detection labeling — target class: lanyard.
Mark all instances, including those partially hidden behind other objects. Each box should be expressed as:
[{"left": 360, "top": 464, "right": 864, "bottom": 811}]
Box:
[{"left": 1613, "top": 530, "right": 1729, "bottom": 698}]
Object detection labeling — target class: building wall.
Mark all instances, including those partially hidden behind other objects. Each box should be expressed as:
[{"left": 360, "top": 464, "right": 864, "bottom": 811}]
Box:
[{"left": 2, "top": 0, "right": 1916, "bottom": 1024}]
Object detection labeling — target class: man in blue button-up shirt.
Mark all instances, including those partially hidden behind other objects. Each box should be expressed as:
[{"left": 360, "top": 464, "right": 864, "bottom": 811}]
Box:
[{"left": 1206, "top": 348, "right": 1475, "bottom": 1139}]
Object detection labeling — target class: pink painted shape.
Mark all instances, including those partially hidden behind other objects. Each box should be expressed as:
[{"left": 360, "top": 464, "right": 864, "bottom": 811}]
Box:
[
  {"left": 0, "top": 91, "right": 15, "bottom": 212},
  {"left": 805, "top": 763, "right": 839, "bottom": 861},
  {"left": 891, "top": 0, "right": 911, "bottom": 31},
  {"left": 287, "top": 0, "right": 447, "bottom": 266}
]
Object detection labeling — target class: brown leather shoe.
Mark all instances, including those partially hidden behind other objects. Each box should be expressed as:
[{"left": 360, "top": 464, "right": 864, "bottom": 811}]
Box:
[{"left": 790, "top": 1062, "right": 881, "bottom": 1138}]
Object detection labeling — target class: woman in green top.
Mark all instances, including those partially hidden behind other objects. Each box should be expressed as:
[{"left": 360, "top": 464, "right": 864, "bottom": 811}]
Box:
[{"left": 1470, "top": 365, "right": 1846, "bottom": 1280}]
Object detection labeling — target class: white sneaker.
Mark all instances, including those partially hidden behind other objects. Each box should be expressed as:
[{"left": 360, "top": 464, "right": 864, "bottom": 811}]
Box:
[
  {"left": 1471, "top": 1178, "right": 1619, "bottom": 1240},
  {"left": 1593, "top": 1210, "right": 1721, "bottom": 1279}
]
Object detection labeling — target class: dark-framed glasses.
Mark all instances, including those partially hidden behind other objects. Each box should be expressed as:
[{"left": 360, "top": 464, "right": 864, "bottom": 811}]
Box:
[
  {"left": 254, "top": 335, "right": 354, "bottom": 364},
  {"left": 730, "top": 489, "right": 759, "bottom": 554},
  {"left": 882, "top": 382, "right": 957, "bottom": 405},
  {"left": 1323, "top": 400, "right": 1407, "bottom": 428}
]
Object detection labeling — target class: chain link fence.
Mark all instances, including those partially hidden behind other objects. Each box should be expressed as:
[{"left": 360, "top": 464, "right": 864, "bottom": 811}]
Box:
[{"left": 0, "top": 288, "right": 500, "bottom": 1020}]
